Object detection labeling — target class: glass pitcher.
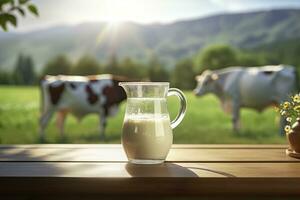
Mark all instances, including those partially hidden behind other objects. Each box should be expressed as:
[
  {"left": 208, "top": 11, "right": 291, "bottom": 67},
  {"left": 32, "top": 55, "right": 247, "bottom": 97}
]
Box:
[{"left": 119, "top": 82, "right": 187, "bottom": 164}]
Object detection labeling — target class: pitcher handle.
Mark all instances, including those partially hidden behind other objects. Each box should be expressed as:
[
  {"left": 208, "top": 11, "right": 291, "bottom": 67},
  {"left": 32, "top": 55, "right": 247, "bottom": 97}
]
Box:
[{"left": 167, "top": 88, "right": 187, "bottom": 129}]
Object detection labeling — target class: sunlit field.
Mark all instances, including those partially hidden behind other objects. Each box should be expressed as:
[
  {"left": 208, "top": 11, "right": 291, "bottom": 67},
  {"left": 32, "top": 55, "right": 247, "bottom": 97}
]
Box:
[{"left": 0, "top": 86, "right": 286, "bottom": 144}]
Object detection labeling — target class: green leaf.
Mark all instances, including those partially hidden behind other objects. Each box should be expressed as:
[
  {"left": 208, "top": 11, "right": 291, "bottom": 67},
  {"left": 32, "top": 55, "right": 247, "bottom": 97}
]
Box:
[
  {"left": 1, "top": 13, "right": 17, "bottom": 27},
  {"left": 0, "top": 15, "right": 8, "bottom": 31},
  {"left": 18, "top": 0, "right": 29, "bottom": 4},
  {"left": 27, "top": 4, "right": 38, "bottom": 16},
  {"left": 7, "top": 14, "right": 17, "bottom": 27},
  {"left": 0, "top": 23, "right": 8, "bottom": 31},
  {"left": 17, "top": 7, "right": 25, "bottom": 16}
]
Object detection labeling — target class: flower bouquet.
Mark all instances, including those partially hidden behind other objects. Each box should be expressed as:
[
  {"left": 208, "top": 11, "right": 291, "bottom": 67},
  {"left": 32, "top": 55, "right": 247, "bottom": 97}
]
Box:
[{"left": 277, "top": 94, "right": 300, "bottom": 155}]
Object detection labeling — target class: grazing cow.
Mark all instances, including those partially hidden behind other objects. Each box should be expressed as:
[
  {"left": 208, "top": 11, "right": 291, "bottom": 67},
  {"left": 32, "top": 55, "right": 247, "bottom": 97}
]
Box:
[
  {"left": 39, "top": 74, "right": 128, "bottom": 140},
  {"left": 194, "top": 65, "right": 298, "bottom": 134}
]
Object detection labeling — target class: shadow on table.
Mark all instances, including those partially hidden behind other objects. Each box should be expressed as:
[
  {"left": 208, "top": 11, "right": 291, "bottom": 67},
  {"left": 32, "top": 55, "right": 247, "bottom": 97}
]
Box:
[
  {"left": 125, "top": 163, "right": 236, "bottom": 177},
  {"left": 0, "top": 146, "right": 77, "bottom": 177},
  {"left": 0, "top": 146, "right": 76, "bottom": 161},
  {"left": 126, "top": 163, "right": 198, "bottom": 177},
  {"left": 187, "top": 166, "right": 236, "bottom": 177}
]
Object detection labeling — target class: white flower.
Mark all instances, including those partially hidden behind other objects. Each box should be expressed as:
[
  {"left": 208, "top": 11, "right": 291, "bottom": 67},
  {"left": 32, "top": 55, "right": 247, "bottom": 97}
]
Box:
[
  {"left": 293, "top": 94, "right": 300, "bottom": 103},
  {"left": 285, "top": 125, "right": 291, "bottom": 133},
  {"left": 286, "top": 117, "right": 292, "bottom": 122}
]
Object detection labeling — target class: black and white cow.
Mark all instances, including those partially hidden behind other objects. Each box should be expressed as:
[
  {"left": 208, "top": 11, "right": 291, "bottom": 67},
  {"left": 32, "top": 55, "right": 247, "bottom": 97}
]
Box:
[
  {"left": 39, "top": 74, "right": 128, "bottom": 140},
  {"left": 194, "top": 65, "right": 298, "bottom": 134}
]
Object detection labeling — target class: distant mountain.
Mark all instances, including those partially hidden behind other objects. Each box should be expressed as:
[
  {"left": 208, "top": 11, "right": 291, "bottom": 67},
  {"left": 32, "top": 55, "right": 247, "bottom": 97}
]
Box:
[{"left": 1, "top": 9, "right": 300, "bottom": 71}]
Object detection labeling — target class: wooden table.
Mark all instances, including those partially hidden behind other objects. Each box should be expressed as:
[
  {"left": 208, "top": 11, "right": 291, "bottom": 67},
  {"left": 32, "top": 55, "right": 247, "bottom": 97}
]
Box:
[{"left": 0, "top": 144, "right": 300, "bottom": 199}]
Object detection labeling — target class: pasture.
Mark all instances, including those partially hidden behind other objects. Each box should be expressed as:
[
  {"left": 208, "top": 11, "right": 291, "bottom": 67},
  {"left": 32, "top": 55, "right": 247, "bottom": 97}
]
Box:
[{"left": 0, "top": 86, "right": 286, "bottom": 144}]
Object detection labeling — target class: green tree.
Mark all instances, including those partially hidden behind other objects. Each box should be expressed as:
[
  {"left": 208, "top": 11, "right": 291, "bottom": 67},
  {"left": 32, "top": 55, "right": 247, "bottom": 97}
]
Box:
[
  {"left": 72, "top": 55, "right": 102, "bottom": 75},
  {"left": 0, "top": 0, "right": 38, "bottom": 31},
  {"left": 196, "top": 45, "right": 238, "bottom": 71},
  {"left": 0, "top": 70, "right": 12, "bottom": 84},
  {"left": 171, "top": 58, "right": 196, "bottom": 90},
  {"left": 236, "top": 51, "right": 275, "bottom": 66},
  {"left": 237, "top": 53, "right": 263, "bottom": 66},
  {"left": 104, "top": 54, "right": 121, "bottom": 75},
  {"left": 13, "top": 54, "right": 36, "bottom": 85},
  {"left": 119, "top": 57, "right": 147, "bottom": 79},
  {"left": 42, "top": 55, "right": 72, "bottom": 76},
  {"left": 148, "top": 55, "right": 169, "bottom": 81}
]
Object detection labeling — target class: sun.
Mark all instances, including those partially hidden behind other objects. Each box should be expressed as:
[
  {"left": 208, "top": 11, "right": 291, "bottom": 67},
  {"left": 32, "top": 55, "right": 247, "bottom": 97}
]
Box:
[
  {"left": 104, "top": 0, "right": 148, "bottom": 25},
  {"left": 96, "top": 0, "right": 156, "bottom": 46}
]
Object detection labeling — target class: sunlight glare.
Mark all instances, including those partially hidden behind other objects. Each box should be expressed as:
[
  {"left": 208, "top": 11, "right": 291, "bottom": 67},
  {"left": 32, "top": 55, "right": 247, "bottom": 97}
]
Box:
[{"left": 104, "top": 0, "right": 150, "bottom": 25}]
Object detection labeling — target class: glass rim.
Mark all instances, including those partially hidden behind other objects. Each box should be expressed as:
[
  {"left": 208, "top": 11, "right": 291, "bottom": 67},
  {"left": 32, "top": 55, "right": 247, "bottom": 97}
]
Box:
[{"left": 119, "top": 82, "right": 169, "bottom": 86}]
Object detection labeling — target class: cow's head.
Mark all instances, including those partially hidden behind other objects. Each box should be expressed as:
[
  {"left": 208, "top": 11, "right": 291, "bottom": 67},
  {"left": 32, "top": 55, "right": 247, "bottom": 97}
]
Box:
[{"left": 194, "top": 70, "right": 219, "bottom": 96}]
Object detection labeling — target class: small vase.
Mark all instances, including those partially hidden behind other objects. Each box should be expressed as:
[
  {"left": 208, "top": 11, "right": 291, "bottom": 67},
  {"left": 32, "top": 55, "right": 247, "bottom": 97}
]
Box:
[{"left": 287, "top": 118, "right": 300, "bottom": 153}]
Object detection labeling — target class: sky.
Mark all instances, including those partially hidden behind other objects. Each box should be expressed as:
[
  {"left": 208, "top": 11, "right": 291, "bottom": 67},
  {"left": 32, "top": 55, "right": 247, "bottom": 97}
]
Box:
[{"left": 14, "top": 0, "right": 300, "bottom": 32}]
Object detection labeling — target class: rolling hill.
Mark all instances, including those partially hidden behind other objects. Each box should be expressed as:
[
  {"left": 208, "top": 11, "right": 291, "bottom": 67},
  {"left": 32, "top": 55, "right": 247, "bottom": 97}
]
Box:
[{"left": 1, "top": 9, "right": 300, "bottom": 71}]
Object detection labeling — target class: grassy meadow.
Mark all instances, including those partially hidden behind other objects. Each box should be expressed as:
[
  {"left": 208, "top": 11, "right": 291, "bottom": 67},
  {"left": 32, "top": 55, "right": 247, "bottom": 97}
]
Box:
[{"left": 0, "top": 86, "right": 286, "bottom": 144}]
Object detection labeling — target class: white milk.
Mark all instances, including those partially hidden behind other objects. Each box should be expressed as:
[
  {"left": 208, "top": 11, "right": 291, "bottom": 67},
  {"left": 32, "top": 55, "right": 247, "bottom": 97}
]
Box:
[{"left": 122, "top": 115, "right": 173, "bottom": 161}]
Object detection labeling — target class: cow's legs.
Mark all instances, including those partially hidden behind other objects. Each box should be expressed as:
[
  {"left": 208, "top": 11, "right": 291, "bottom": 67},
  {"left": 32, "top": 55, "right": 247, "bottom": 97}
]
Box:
[
  {"left": 99, "top": 111, "right": 107, "bottom": 140},
  {"left": 56, "top": 110, "right": 68, "bottom": 138},
  {"left": 39, "top": 109, "right": 54, "bottom": 142},
  {"left": 232, "top": 103, "right": 240, "bottom": 133}
]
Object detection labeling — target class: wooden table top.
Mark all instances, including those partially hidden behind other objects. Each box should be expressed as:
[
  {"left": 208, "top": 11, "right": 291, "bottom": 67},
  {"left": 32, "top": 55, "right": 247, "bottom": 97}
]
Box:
[{"left": 1, "top": 144, "right": 300, "bottom": 197}]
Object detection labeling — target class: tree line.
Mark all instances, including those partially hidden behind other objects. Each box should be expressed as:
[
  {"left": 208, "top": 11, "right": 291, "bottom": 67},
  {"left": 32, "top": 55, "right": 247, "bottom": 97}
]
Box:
[
  {"left": 0, "top": 43, "right": 297, "bottom": 89},
  {"left": 0, "top": 53, "right": 197, "bottom": 89}
]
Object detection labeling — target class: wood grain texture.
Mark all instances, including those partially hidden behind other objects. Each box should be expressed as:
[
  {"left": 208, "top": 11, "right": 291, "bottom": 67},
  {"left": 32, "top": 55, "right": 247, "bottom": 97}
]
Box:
[
  {"left": 0, "top": 177, "right": 300, "bottom": 196},
  {"left": 0, "top": 162, "right": 300, "bottom": 177},
  {"left": 0, "top": 144, "right": 297, "bottom": 162},
  {"left": 0, "top": 144, "right": 300, "bottom": 197}
]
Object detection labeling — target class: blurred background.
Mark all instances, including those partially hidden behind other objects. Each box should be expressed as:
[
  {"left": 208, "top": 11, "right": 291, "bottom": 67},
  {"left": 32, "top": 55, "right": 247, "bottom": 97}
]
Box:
[{"left": 1, "top": 0, "right": 300, "bottom": 144}]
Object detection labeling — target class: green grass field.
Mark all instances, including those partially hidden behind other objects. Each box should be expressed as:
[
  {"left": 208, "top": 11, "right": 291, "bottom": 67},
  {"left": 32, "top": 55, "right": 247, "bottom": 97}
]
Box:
[{"left": 0, "top": 86, "right": 286, "bottom": 144}]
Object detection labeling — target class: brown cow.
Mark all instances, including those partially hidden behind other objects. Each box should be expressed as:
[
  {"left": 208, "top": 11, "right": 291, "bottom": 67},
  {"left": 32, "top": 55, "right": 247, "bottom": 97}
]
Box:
[{"left": 39, "top": 74, "right": 128, "bottom": 140}]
